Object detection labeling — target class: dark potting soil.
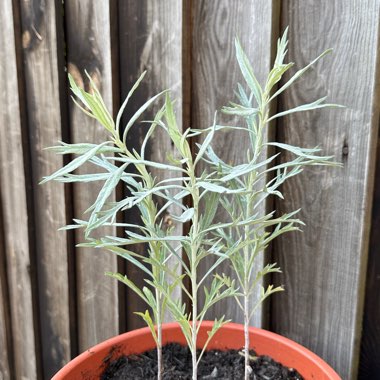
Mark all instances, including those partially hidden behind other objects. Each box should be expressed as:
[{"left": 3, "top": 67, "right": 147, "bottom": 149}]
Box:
[{"left": 101, "top": 343, "right": 303, "bottom": 380}]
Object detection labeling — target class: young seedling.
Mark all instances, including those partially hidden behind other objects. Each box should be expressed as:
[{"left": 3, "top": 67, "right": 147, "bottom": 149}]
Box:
[{"left": 204, "top": 28, "right": 343, "bottom": 379}]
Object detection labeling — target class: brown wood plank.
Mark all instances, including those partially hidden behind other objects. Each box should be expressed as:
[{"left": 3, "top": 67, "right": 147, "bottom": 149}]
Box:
[
  {"left": 118, "top": 0, "right": 184, "bottom": 329},
  {"left": 0, "top": 282, "right": 11, "bottom": 380},
  {"left": 271, "top": 2, "right": 380, "bottom": 379},
  {"left": 18, "top": 0, "right": 71, "bottom": 377},
  {"left": 359, "top": 135, "right": 380, "bottom": 379},
  {"left": 65, "top": 0, "right": 119, "bottom": 351},
  {"left": 0, "top": 199, "right": 12, "bottom": 380},
  {"left": 0, "top": 0, "right": 37, "bottom": 378},
  {"left": 192, "top": 0, "right": 280, "bottom": 327}
]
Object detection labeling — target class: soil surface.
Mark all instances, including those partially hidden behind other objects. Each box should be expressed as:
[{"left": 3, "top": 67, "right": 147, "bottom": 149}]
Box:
[{"left": 101, "top": 343, "right": 303, "bottom": 379}]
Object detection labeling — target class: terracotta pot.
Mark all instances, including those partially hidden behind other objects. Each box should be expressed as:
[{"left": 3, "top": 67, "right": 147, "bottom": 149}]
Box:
[{"left": 52, "top": 321, "right": 341, "bottom": 379}]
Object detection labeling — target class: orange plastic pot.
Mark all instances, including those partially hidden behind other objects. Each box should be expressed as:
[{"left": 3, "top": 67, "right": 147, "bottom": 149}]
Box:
[{"left": 52, "top": 321, "right": 341, "bottom": 379}]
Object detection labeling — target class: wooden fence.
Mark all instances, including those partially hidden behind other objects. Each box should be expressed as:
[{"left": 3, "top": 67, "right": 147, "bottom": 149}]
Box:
[{"left": 0, "top": 1, "right": 379, "bottom": 379}]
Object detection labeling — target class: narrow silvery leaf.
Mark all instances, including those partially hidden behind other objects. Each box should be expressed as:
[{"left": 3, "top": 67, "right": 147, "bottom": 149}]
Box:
[
  {"left": 222, "top": 104, "right": 258, "bottom": 117},
  {"left": 269, "top": 48, "right": 333, "bottom": 101},
  {"left": 135, "top": 310, "right": 158, "bottom": 345},
  {"left": 122, "top": 90, "right": 167, "bottom": 144},
  {"left": 86, "top": 163, "right": 128, "bottom": 235},
  {"left": 197, "top": 182, "right": 229, "bottom": 194},
  {"left": 141, "top": 105, "right": 165, "bottom": 160},
  {"left": 68, "top": 73, "right": 90, "bottom": 109},
  {"left": 53, "top": 173, "right": 109, "bottom": 183},
  {"left": 84, "top": 70, "right": 115, "bottom": 131},
  {"left": 45, "top": 142, "right": 121, "bottom": 155},
  {"left": 112, "top": 156, "right": 186, "bottom": 173},
  {"left": 171, "top": 208, "right": 195, "bottom": 223},
  {"left": 274, "top": 26, "right": 289, "bottom": 66},
  {"left": 236, "top": 82, "right": 250, "bottom": 106},
  {"left": 235, "top": 38, "right": 262, "bottom": 106},
  {"left": 194, "top": 113, "right": 217, "bottom": 166},
  {"left": 40, "top": 141, "right": 110, "bottom": 184},
  {"left": 107, "top": 272, "right": 149, "bottom": 304},
  {"left": 266, "top": 142, "right": 334, "bottom": 161},
  {"left": 127, "top": 231, "right": 187, "bottom": 243},
  {"left": 268, "top": 96, "right": 344, "bottom": 121},
  {"left": 86, "top": 163, "right": 128, "bottom": 213},
  {"left": 116, "top": 71, "right": 146, "bottom": 134},
  {"left": 219, "top": 154, "right": 280, "bottom": 182},
  {"left": 201, "top": 192, "right": 220, "bottom": 229},
  {"left": 106, "top": 247, "right": 153, "bottom": 276}
]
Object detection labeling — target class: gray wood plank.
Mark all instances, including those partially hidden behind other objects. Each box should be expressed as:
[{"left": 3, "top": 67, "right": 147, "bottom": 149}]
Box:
[
  {"left": 0, "top": 203, "right": 12, "bottom": 380},
  {"left": 359, "top": 137, "right": 380, "bottom": 379},
  {"left": 0, "top": 282, "right": 11, "bottom": 380},
  {"left": 118, "top": 0, "right": 184, "bottom": 329},
  {"left": 0, "top": 0, "right": 37, "bottom": 378},
  {"left": 192, "top": 0, "right": 280, "bottom": 327},
  {"left": 18, "top": 0, "right": 71, "bottom": 377},
  {"left": 271, "top": 2, "right": 380, "bottom": 379},
  {"left": 65, "top": 0, "right": 119, "bottom": 351}
]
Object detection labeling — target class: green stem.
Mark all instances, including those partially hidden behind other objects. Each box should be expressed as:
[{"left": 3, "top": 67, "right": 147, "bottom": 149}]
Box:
[
  {"left": 155, "top": 288, "right": 163, "bottom": 380},
  {"left": 189, "top": 163, "right": 200, "bottom": 380},
  {"left": 244, "top": 293, "right": 250, "bottom": 380},
  {"left": 243, "top": 192, "right": 252, "bottom": 380},
  {"left": 243, "top": 109, "right": 266, "bottom": 379},
  {"left": 119, "top": 140, "right": 165, "bottom": 380}
]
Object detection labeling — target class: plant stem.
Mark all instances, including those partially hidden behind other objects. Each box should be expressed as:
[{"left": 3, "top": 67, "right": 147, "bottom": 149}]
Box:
[
  {"left": 243, "top": 109, "right": 264, "bottom": 378},
  {"left": 189, "top": 163, "right": 200, "bottom": 380},
  {"left": 156, "top": 289, "right": 163, "bottom": 380},
  {"left": 118, "top": 140, "right": 165, "bottom": 380},
  {"left": 191, "top": 270, "right": 198, "bottom": 380},
  {"left": 244, "top": 293, "right": 250, "bottom": 380},
  {"left": 243, "top": 218, "right": 251, "bottom": 379}
]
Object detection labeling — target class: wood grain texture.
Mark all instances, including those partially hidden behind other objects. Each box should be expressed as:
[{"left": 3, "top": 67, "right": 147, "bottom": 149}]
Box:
[
  {"left": 65, "top": 0, "right": 119, "bottom": 351},
  {"left": 271, "top": 2, "right": 380, "bottom": 379},
  {"left": 19, "top": 0, "right": 71, "bottom": 377},
  {"left": 192, "top": 0, "right": 280, "bottom": 327},
  {"left": 0, "top": 199, "right": 12, "bottom": 380},
  {"left": 118, "top": 0, "right": 184, "bottom": 329},
  {"left": 0, "top": 0, "right": 37, "bottom": 378},
  {"left": 0, "top": 279, "right": 11, "bottom": 380},
  {"left": 359, "top": 135, "right": 380, "bottom": 379}
]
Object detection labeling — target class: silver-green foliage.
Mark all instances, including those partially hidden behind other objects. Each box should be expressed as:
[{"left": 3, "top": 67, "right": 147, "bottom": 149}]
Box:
[
  {"left": 42, "top": 72, "right": 241, "bottom": 379},
  {"left": 42, "top": 27, "right": 342, "bottom": 380},
  {"left": 202, "top": 28, "right": 342, "bottom": 379}
]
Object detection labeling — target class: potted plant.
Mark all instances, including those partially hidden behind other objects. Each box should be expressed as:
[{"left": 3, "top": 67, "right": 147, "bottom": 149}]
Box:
[{"left": 43, "top": 29, "right": 342, "bottom": 380}]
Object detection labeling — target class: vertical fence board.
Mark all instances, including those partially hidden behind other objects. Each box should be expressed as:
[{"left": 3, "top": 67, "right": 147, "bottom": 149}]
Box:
[
  {"left": 272, "top": 2, "right": 380, "bottom": 379},
  {"left": 118, "top": 0, "right": 184, "bottom": 329},
  {"left": 0, "top": 199, "right": 12, "bottom": 380},
  {"left": 192, "top": 0, "right": 280, "bottom": 327},
  {"left": 65, "top": 0, "right": 119, "bottom": 351},
  {"left": 19, "top": 0, "right": 71, "bottom": 377},
  {"left": 359, "top": 135, "right": 380, "bottom": 378},
  {"left": 0, "top": 0, "right": 37, "bottom": 378},
  {"left": 0, "top": 274, "right": 11, "bottom": 380}
]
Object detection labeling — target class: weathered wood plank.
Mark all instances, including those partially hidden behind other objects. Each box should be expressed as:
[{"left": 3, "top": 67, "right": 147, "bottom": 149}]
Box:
[
  {"left": 192, "top": 0, "right": 280, "bottom": 327},
  {"left": 65, "top": 0, "right": 119, "bottom": 351},
  {"left": 18, "top": 0, "right": 71, "bottom": 377},
  {"left": 0, "top": 202, "right": 12, "bottom": 380},
  {"left": 359, "top": 136, "right": 380, "bottom": 379},
  {"left": 272, "top": 2, "right": 380, "bottom": 379},
  {"left": 0, "top": 0, "right": 37, "bottom": 378},
  {"left": 118, "top": 0, "right": 184, "bottom": 329},
  {"left": 0, "top": 286, "right": 11, "bottom": 380}
]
